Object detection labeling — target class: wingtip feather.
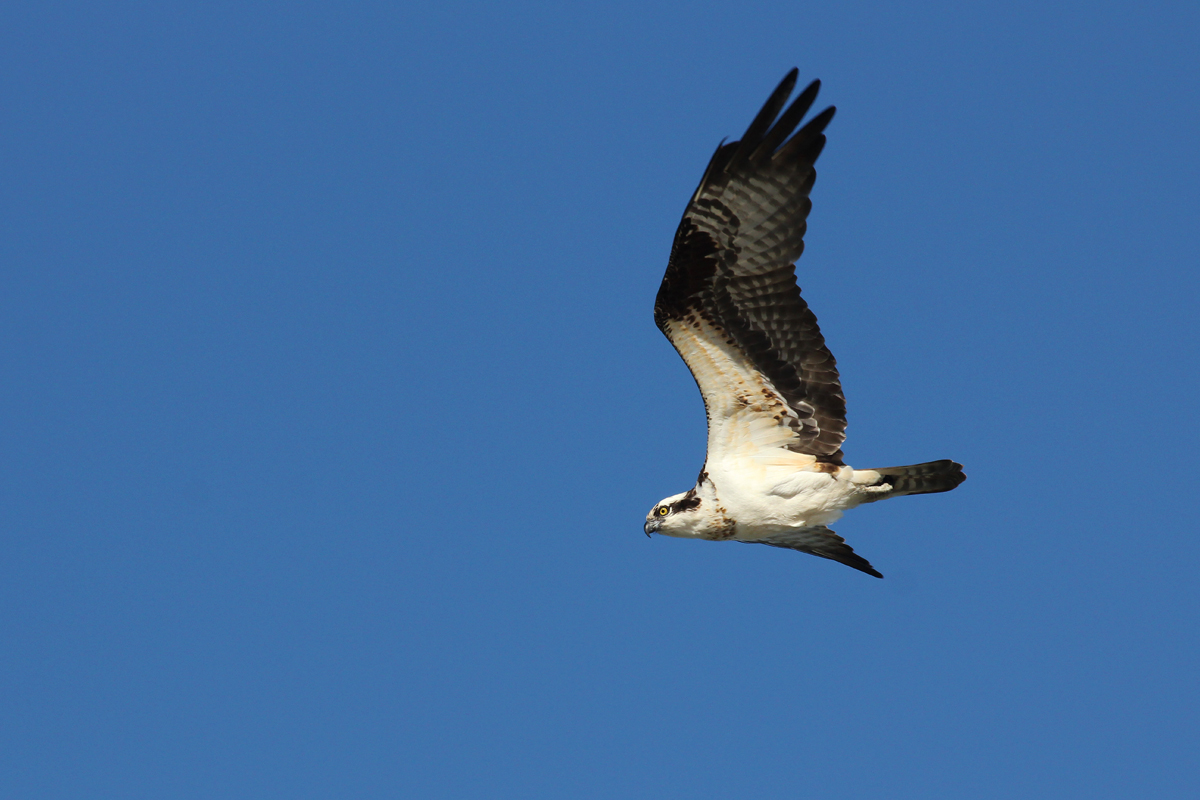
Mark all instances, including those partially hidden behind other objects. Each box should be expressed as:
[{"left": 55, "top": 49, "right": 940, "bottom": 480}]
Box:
[{"left": 727, "top": 68, "right": 801, "bottom": 172}]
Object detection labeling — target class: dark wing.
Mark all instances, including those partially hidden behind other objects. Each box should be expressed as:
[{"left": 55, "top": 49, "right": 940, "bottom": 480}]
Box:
[
  {"left": 744, "top": 526, "right": 883, "bottom": 578},
  {"left": 654, "top": 70, "right": 846, "bottom": 461}
]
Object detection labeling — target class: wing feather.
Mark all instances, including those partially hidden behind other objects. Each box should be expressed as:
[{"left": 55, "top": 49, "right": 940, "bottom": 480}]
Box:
[
  {"left": 655, "top": 72, "right": 846, "bottom": 463},
  {"left": 744, "top": 526, "right": 882, "bottom": 578}
]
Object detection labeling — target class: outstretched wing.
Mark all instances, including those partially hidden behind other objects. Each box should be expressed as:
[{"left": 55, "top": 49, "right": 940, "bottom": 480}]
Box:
[
  {"left": 744, "top": 526, "right": 882, "bottom": 578},
  {"left": 655, "top": 70, "right": 846, "bottom": 465}
]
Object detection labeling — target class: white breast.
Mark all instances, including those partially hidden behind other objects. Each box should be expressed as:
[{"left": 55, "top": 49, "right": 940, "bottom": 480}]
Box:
[{"left": 710, "top": 458, "right": 863, "bottom": 536}]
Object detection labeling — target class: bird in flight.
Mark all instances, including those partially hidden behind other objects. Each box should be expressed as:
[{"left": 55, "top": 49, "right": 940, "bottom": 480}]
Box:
[{"left": 644, "top": 69, "right": 965, "bottom": 578}]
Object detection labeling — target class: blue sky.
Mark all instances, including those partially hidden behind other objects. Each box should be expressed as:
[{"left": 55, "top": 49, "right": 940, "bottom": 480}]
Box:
[{"left": 2, "top": 1, "right": 1198, "bottom": 797}]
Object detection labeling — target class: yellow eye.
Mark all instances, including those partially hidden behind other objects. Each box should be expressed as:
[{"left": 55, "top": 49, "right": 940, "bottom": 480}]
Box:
[{"left": 657, "top": 506, "right": 669, "bottom": 516}]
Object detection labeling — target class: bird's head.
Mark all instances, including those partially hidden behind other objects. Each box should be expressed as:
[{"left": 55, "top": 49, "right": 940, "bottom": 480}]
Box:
[{"left": 644, "top": 491, "right": 703, "bottom": 537}]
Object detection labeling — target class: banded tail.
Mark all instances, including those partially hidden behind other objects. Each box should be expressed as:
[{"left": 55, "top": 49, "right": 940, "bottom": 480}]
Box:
[{"left": 864, "top": 459, "right": 966, "bottom": 499}]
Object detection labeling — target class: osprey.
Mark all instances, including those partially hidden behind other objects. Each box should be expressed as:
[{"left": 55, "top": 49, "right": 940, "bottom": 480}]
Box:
[{"left": 644, "top": 70, "right": 965, "bottom": 578}]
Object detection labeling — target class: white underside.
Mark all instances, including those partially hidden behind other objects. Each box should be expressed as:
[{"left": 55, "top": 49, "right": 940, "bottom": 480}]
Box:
[{"left": 663, "top": 458, "right": 887, "bottom": 541}]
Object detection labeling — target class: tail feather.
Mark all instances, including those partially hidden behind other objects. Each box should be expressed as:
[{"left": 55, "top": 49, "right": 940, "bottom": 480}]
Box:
[{"left": 865, "top": 459, "right": 966, "bottom": 498}]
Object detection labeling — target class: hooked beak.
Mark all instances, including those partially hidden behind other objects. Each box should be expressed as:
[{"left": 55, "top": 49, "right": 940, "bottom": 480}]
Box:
[{"left": 644, "top": 519, "right": 658, "bottom": 537}]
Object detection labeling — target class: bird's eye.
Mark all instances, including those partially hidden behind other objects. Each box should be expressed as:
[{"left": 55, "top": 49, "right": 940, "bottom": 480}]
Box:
[{"left": 658, "top": 506, "right": 669, "bottom": 516}]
